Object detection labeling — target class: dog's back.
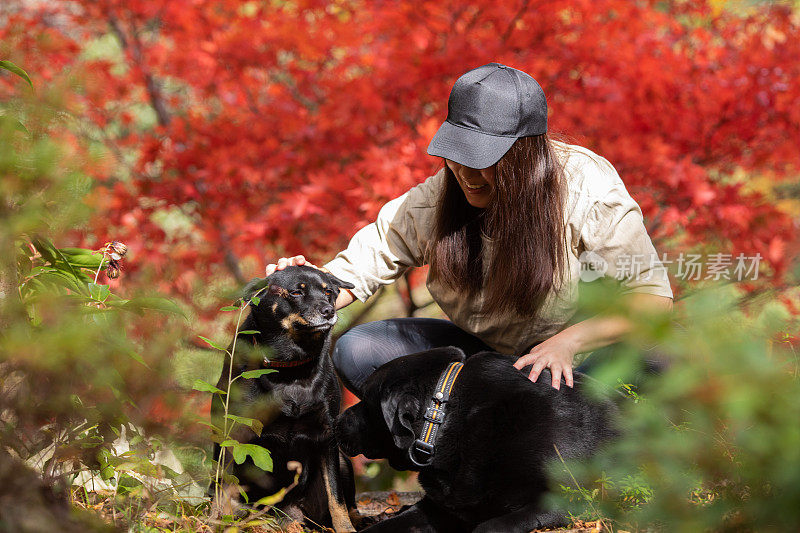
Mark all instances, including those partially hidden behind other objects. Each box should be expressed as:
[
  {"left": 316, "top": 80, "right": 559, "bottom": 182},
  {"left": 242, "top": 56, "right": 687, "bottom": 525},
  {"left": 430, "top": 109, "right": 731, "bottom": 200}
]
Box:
[
  {"left": 465, "top": 351, "right": 618, "bottom": 456},
  {"left": 419, "top": 351, "right": 616, "bottom": 524},
  {"left": 337, "top": 347, "right": 617, "bottom": 532}
]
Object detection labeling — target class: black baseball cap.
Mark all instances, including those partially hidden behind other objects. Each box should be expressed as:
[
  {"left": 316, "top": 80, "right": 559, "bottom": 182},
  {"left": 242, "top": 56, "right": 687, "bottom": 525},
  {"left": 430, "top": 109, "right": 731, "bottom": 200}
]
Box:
[{"left": 427, "top": 63, "right": 548, "bottom": 169}]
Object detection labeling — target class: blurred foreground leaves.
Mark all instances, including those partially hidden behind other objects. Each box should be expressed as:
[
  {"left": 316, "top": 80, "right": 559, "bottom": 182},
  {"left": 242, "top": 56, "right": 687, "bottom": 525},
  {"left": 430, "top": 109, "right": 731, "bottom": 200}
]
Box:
[
  {"left": 1, "top": 62, "right": 205, "bottom": 531},
  {"left": 550, "top": 281, "right": 800, "bottom": 531}
]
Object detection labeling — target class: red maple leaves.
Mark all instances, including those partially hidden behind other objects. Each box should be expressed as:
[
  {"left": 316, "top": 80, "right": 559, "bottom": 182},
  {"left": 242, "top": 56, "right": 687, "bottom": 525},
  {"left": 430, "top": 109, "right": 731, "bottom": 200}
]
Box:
[{"left": 2, "top": 0, "right": 797, "bottom": 304}]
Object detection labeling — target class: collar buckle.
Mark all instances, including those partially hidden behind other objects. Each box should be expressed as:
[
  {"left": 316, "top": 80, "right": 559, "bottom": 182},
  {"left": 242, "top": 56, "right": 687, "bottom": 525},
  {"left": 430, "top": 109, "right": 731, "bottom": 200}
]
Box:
[
  {"left": 409, "top": 439, "right": 435, "bottom": 467},
  {"left": 424, "top": 406, "right": 445, "bottom": 423}
]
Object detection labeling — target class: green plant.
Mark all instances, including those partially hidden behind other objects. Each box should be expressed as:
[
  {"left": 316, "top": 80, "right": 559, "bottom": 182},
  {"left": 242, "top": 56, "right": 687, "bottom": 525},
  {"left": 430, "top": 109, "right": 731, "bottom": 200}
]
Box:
[
  {"left": 548, "top": 283, "right": 800, "bottom": 531},
  {"left": 192, "top": 292, "right": 275, "bottom": 515},
  {"left": 1, "top": 59, "right": 207, "bottom": 530}
]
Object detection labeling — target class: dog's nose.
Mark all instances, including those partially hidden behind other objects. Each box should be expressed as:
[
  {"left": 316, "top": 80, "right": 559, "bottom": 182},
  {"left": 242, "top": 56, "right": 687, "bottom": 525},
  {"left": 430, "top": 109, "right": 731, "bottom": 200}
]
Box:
[{"left": 320, "top": 305, "right": 335, "bottom": 320}]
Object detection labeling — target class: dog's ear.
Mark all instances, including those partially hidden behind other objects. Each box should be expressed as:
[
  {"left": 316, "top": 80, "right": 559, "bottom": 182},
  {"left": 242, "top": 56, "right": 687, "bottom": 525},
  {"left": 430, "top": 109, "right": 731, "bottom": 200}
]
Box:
[
  {"left": 323, "top": 271, "right": 356, "bottom": 291},
  {"left": 381, "top": 392, "right": 421, "bottom": 450},
  {"left": 242, "top": 278, "right": 270, "bottom": 304}
]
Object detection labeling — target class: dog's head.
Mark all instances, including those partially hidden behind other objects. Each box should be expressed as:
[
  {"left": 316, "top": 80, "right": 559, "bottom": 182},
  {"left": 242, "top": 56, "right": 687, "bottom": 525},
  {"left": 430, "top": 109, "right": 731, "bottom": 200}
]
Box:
[
  {"left": 336, "top": 347, "right": 465, "bottom": 470},
  {"left": 244, "top": 266, "right": 355, "bottom": 334}
]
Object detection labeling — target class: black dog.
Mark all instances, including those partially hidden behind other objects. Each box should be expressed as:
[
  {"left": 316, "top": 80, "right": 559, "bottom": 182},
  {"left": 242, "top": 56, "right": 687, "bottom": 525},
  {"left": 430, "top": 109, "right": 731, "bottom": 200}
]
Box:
[
  {"left": 336, "top": 347, "right": 618, "bottom": 532},
  {"left": 212, "top": 265, "right": 357, "bottom": 531}
]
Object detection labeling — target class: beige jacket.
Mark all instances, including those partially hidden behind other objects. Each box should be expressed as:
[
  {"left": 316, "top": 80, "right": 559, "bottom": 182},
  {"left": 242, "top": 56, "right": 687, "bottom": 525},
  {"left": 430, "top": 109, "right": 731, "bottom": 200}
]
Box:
[{"left": 324, "top": 141, "right": 673, "bottom": 355}]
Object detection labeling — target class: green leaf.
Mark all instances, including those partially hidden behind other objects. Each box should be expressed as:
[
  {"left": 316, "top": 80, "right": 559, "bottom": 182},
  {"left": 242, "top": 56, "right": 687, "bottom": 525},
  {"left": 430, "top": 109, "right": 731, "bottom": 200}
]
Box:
[
  {"left": 232, "top": 443, "right": 247, "bottom": 465},
  {"left": 225, "top": 414, "right": 264, "bottom": 437},
  {"left": 255, "top": 486, "right": 289, "bottom": 507},
  {"left": 241, "top": 444, "right": 272, "bottom": 471},
  {"left": 197, "top": 335, "right": 228, "bottom": 352},
  {"left": 52, "top": 245, "right": 89, "bottom": 286},
  {"left": 126, "top": 350, "right": 146, "bottom": 365},
  {"left": 0, "top": 115, "right": 28, "bottom": 134},
  {"left": 230, "top": 443, "right": 272, "bottom": 471},
  {"left": 32, "top": 238, "right": 57, "bottom": 264},
  {"left": 0, "top": 60, "right": 33, "bottom": 89},
  {"left": 221, "top": 473, "right": 239, "bottom": 485},
  {"left": 250, "top": 296, "right": 261, "bottom": 306},
  {"left": 117, "top": 474, "right": 143, "bottom": 494},
  {"left": 192, "top": 379, "right": 226, "bottom": 395},
  {"left": 122, "top": 297, "right": 185, "bottom": 317},
  {"left": 32, "top": 271, "right": 84, "bottom": 295},
  {"left": 88, "top": 283, "right": 111, "bottom": 301},
  {"left": 240, "top": 369, "right": 276, "bottom": 380},
  {"left": 238, "top": 330, "right": 260, "bottom": 335},
  {"left": 99, "top": 464, "right": 115, "bottom": 481},
  {"left": 31, "top": 239, "right": 90, "bottom": 295},
  {"left": 60, "top": 248, "right": 104, "bottom": 269},
  {"left": 195, "top": 420, "right": 222, "bottom": 432},
  {"left": 220, "top": 305, "right": 239, "bottom": 312}
]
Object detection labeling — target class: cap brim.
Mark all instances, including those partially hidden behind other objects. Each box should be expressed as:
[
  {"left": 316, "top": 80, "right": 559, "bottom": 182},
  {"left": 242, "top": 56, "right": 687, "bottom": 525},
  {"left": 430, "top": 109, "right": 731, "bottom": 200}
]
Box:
[{"left": 426, "top": 120, "right": 517, "bottom": 169}]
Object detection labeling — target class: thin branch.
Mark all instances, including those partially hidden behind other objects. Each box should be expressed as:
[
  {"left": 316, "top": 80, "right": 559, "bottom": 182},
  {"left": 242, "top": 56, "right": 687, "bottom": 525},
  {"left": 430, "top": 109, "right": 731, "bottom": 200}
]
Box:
[
  {"left": 463, "top": 6, "right": 484, "bottom": 33},
  {"left": 270, "top": 70, "right": 318, "bottom": 112},
  {"left": 109, "top": 16, "right": 170, "bottom": 127},
  {"left": 223, "top": 249, "right": 246, "bottom": 285},
  {"left": 501, "top": 0, "right": 531, "bottom": 43}
]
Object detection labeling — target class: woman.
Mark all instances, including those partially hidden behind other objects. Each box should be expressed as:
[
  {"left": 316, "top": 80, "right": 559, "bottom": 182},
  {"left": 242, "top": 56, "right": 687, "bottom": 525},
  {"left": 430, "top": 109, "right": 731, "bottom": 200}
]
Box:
[{"left": 266, "top": 63, "right": 673, "bottom": 396}]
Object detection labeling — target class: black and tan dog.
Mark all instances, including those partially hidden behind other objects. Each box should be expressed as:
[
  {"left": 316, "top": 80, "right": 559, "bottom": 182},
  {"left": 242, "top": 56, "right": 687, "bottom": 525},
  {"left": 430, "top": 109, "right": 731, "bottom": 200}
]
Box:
[
  {"left": 212, "top": 265, "right": 357, "bottom": 531},
  {"left": 336, "top": 347, "right": 618, "bottom": 533}
]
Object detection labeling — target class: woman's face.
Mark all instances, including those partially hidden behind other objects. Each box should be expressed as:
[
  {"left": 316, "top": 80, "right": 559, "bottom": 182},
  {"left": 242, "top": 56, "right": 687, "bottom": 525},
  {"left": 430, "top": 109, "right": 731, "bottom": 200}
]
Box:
[{"left": 445, "top": 159, "right": 496, "bottom": 209}]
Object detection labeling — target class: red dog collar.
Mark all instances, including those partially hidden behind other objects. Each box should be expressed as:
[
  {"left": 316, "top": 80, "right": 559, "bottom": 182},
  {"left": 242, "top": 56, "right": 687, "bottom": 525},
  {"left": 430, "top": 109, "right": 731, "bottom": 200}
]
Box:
[{"left": 262, "top": 357, "right": 314, "bottom": 368}]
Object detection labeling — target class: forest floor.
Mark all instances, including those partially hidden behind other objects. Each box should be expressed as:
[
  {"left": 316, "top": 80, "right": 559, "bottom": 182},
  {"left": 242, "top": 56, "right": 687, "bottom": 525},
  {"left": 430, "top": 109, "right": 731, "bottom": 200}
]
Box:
[
  {"left": 71, "top": 488, "right": 605, "bottom": 532},
  {"left": 355, "top": 491, "right": 604, "bottom": 532}
]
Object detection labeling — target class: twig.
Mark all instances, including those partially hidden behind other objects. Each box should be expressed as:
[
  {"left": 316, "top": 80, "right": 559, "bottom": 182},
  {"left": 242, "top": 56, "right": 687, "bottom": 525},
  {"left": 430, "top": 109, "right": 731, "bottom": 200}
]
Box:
[
  {"left": 224, "top": 248, "right": 246, "bottom": 285},
  {"left": 108, "top": 16, "right": 170, "bottom": 127},
  {"left": 501, "top": 0, "right": 531, "bottom": 42},
  {"left": 93, "top": 253, "right": 107, "bottom": 284}
]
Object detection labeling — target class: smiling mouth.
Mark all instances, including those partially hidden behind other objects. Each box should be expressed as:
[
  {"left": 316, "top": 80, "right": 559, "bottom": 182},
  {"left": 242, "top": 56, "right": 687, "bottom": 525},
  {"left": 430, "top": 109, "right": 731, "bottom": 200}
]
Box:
[{"left": 463, "top": 182, "right": 488, "bottom": 193}]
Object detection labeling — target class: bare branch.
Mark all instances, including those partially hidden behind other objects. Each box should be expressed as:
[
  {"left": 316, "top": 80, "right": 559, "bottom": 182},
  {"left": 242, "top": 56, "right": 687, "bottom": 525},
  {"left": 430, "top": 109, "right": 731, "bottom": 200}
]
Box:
[
  {"left": 109, "top": 16, "right": 170, "bottom": 127},
  {"left": 224, "top": 249, "right": 246, "bottom": 286},
  {"left": 501, "top": 0, "right": 531, "bottom": 43}
]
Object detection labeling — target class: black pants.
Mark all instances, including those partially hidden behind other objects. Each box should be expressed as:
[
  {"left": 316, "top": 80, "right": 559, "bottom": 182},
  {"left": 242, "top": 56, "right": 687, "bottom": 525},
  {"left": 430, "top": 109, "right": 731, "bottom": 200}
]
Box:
[
  {"left": 332, "top": 317, "right": 672, "bottom": 397},
  {"left": 332, "top": 318, "right": 494, "bottom": 396}
]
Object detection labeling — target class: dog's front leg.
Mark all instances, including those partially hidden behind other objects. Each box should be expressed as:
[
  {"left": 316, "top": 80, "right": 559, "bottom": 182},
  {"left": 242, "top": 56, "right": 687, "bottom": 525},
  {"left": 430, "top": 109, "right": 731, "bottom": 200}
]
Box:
[
  {"left": 322, "top": 444, "right": 356, "bottom": 532},
  {"left": 472, "top": 506, "right": 567, "bottom": 533},
  {"left": 361, "top": 497, "right": 465, "bottom": 533}
]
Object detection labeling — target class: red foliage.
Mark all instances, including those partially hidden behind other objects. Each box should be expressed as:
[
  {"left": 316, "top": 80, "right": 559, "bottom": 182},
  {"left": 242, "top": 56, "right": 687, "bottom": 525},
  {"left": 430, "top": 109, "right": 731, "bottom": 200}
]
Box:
[{"left": 2, "top": 0, "right": 798, "bottom": 308}]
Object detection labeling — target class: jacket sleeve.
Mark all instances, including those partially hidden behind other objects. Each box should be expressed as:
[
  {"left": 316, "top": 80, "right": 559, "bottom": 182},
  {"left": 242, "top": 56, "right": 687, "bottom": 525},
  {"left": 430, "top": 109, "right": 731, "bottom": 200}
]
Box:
[
  {"left": 579, "top": 184, "right": 673, "bottom": 299},
  {"left": 323, "top": 171, "right": 440, "bottom": 302}
]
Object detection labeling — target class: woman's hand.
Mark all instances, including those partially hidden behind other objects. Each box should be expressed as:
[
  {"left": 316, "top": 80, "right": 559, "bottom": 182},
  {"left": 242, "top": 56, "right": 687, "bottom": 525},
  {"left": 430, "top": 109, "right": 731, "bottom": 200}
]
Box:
[
  {"left": 265, "top": 255, "right": 325, "bottom": 276},
  {"left": 513, "top": 331, "right": 580, "bottom": 390}
]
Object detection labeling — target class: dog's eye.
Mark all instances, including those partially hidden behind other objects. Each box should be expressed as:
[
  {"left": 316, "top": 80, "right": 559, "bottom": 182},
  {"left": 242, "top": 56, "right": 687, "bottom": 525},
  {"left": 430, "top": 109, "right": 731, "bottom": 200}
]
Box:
[
  {"left": 290, "top": 289, "right": 304, "bottom": 297},
  {"left": 324, "top": 289, "right": 333, "bottom": 296}
]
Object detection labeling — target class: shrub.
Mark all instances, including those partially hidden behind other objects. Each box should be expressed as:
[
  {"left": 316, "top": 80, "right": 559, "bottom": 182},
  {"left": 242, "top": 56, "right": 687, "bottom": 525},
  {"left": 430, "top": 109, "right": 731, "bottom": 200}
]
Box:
[{"left": 550, "top": 282, "right": 800, "bottom": 531}]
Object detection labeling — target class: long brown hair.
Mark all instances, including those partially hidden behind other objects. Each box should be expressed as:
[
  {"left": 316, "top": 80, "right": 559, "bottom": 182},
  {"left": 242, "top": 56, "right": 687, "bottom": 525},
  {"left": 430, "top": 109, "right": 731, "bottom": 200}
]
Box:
[{"left": 428, "top": 134, "right": 569, "bottom": 321}]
